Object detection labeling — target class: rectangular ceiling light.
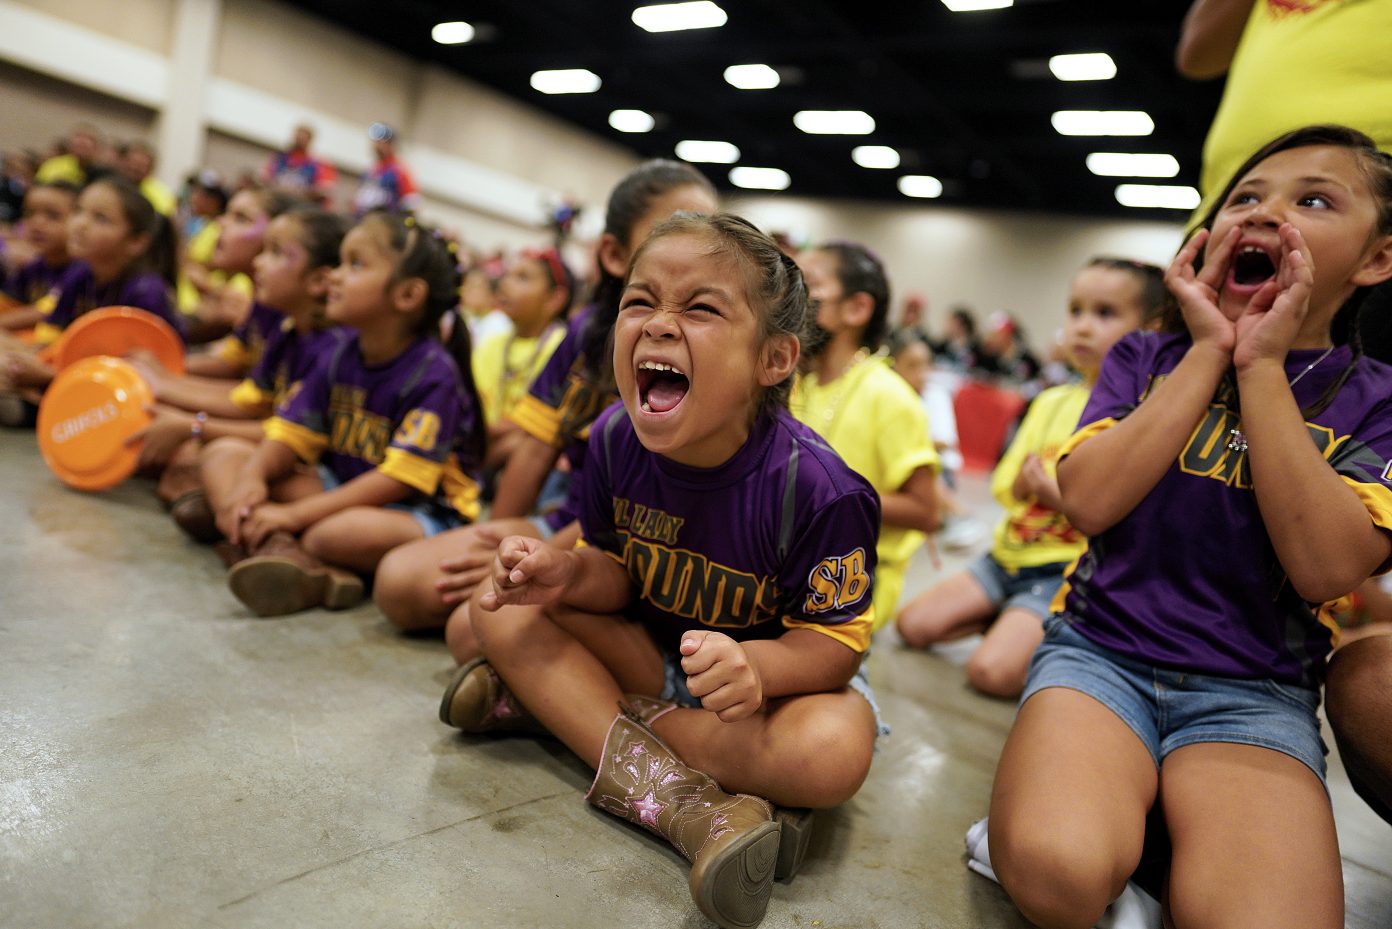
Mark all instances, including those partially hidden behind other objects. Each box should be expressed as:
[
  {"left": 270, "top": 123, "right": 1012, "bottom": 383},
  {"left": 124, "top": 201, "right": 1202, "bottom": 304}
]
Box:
[
  {"left": 1049, "top": 52, "right": 1116, "bottom": 81},
  {"left": 632, "top": 1, "right": 727, "bottom": 33},
  {"left": 852, "top": 145, "right": 900, "bottom": 169},
  {"left": 609, "top": 110, "right": 655, "bottom": 133},
  {"left": 676, "top": 140, "right": 740, "bottom": 163},
  {"left": 1086, "top": 153, "right": 1180, "bottom": 178},
  {"left": 941, "top": 0, "right": 1013, "bottom": 10},
  {"left": 729, "top": 166, "right": 790, "bottom": 190},
  {"left": 1052, "top": 110, "right": 1154, "bottom": 136},
  {"left": 898, "top": 175, "right": 943, "bottom": 199},
  {"left": 432, "top": 21, "right": 475, "bottom": 45},
  {"left": 1115, "top": 184, "right": 1200, "bottom": 210},
  {"left": 793, "top": 110, "right": 876, "bottom": 135},
  {"left": 724, "top": 64, "right": 780, "bottom": 90},
  {"left": 530, "top": 69, "right": 602, "bottom": 94}
]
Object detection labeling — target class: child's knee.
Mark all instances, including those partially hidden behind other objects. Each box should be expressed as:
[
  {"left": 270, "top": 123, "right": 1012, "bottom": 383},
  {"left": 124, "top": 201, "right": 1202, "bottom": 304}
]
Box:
[
  {"left": 894, "top": 599, "right": 938, "bottom": 648},
  {"left": 444, "top": 605, "right": 481, "bottom": 664},
  {"left": 992, "top": 831, "right": 1119, "bottom": 929},
  {"left": 373, "top": 546, "right": 428, "bottom": 627},
  {"left": 965, "top": 650, "right": 1028, "bottom": 699}
]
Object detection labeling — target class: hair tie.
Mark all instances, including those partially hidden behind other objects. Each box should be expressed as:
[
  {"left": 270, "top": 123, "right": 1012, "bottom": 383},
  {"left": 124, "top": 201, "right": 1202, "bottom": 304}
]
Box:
[{"left": 403, "top": 215, "right": 417, "bottom": 228}]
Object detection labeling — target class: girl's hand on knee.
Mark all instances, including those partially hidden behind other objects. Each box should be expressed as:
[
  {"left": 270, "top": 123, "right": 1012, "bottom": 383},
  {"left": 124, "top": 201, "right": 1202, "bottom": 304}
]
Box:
[
  {"left": 126, "top": 406, "right": 189, "bottom": 468},
  {"left": 437, "top": 524, "right": 505, "bottom": 603},
  {"left": 1166, "top": 226, "right": 1238, "bottom": 355},
  {"left": 241, "top": 502, "right": 299, "bottom": 550},
  {"left": 680, "top": 631, "right": 764, "bottom": 722},
  {"left": 478, "top": 536, "right": 573, "bottom": 611},
  {"left": 1235, "top": 223, "right": 1313, "bottom": 373}
]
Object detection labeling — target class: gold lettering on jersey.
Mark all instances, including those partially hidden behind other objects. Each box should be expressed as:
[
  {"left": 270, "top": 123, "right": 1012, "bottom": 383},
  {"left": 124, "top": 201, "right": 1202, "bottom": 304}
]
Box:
[
  {"left": 327, "top": 385, "right": 391, "bottom": 463},
  {"left": 620, "top": 535, "right": 780, "bottom": 628},
  {"left": 804, "top": 548, "right": 871, "bottom": 614},
  {"left": 1179, "top": 402, "right": 1339, "bottom": 488},
  {"left": 612, "top": 496, "right": 684, "bottom": 546}
]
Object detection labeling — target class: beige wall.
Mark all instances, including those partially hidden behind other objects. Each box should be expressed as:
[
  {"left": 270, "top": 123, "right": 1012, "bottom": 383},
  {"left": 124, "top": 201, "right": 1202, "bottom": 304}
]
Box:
[
  {"left": 0, "top": 59, "right": 156, "bottom": 155},
  {"left": 9, "top": 0, "right": 175, "bottom": 53}
]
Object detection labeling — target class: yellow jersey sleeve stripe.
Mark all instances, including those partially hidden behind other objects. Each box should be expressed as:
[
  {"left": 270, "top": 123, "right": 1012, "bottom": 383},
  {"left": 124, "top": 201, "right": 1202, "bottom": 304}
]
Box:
[
  {"left": 510, "top": 393, "right": 564, "bottom": 447},
  {"left": 783, "top": 608, "right": 874, "bottom": 654},
  {"left": 1340, "top": 475, "right": 1392, "bottom": 576},
  {"left": 229, "top": 379, "right": 272, "bottom": 416},
  {"left": 1057, "top": 416, "right": 1117, "bottom": 462},
  {"left": 380, "top": 448, "right": 444, "bottom": 495},
  {"left": 32, "top": 322, "right": 62, "bottom": 346},
  {"left": 263, "top": 417, "right": 326, "bottom": 462},
  {"left": 214, "top": 335, "right": 253, "bottom": 367}
]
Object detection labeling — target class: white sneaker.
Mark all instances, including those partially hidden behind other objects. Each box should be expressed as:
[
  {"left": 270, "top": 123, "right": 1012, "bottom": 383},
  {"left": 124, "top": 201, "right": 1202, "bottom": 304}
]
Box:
[{"left": 940, "top": 518, "right": 986, "bottom": 551}]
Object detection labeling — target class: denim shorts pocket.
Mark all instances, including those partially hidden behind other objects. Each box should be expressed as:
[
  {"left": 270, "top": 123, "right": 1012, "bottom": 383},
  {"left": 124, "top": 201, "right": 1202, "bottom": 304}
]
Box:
[{"left": 1260, "top": 678, "right": 1320, "bottom": 713}]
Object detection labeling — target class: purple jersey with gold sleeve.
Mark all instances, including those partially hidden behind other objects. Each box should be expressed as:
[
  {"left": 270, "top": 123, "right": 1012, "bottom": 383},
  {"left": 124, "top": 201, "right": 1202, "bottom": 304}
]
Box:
[
  {"left": 265, "top": 333, "right": 483, "bottom": 521},
  {"left": 1055, "top": 331, "right": 1392, "bottom": 687},
  {"left": 510, "top": 304, "right": 618, "bottom": 530},
  {"left": 36, "top": 261, "right": 183, "bottom": 342},
  {"left": 230, "top": 323, "right": 349, "bottom": 416},
  {"left": 578, "top": 401, "right": 881, "bottom": 655},
  {"left": 214, "top": 302, "right": 286, "bottom": 372},
  {"left": 6, "top": 256, "right": 71, "bottom": 305}
]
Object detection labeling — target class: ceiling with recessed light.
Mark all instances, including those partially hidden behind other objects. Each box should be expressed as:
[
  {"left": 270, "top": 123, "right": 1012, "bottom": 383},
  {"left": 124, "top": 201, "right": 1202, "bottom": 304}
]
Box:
[{"left": 280, "top": 0, "right": 1224, "bottom": 218}]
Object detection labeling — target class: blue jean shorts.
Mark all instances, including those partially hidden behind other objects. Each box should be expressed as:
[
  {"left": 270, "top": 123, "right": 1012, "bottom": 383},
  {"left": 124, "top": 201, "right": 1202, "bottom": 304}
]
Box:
[
  {"left": 1022, "top": 613, "right": 1328, "bottom": 782},
  {"left": 316, "top": 465, "right": 464, "bottom": 537},
  {"left": 968, "top": 553, "right": 1069, "bottom": 621},
  {"left": 659, "top": 645, "right": 891, "bottom": 742}
]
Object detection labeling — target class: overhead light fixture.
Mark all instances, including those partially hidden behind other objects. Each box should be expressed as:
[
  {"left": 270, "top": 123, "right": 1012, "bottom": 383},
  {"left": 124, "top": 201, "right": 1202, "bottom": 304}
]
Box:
[
  {"left": 940, "top": 0, "right": 1013, "bottom": 10},
  {"left": 632, "top": 1, "right": 727, "bottom": 33},
  {"left": 609, "top": 109, "right": 656, "bottom": 133},
  {"left": 1052, "top": 110, "right": 1154, "bottom": 136},
  {"left": 898, "top": 175, "right": 943, "bottom": 199},
  {"left": 432, "top": 21, "right": 476, "bottom": 45},
  {"left": 793, "top": 110, "right": 875, "bottom": 135},
  {"left": 724, "top": 64, "right": 780, "bottom": 90},
  {"left": 729, "top": 167, "right": 790, "bottom": 190},
  {"left": 676, "top": 140, "right": 740, "bottom": 164},
  {"left": 530, "top": 69, "right": 602, "bottom": 94},
  {"left": 852, "top": 146, "right": 900, "bottom": 170},
  {"left": 1049, "top": 53, "right": 1116, "bottom": 81},
  {"left": 1086, "top": 153, "right": 1180, "bottom": 178},
  {"left": 1115, "top": 184, "right": 1200, "bottom": 210}
]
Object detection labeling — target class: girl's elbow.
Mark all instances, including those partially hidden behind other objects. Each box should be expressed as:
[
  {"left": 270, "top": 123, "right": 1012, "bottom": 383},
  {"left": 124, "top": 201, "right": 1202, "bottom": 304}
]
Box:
[{"left": 1289, "top": 568, "right": 1363, "bottom": 606}]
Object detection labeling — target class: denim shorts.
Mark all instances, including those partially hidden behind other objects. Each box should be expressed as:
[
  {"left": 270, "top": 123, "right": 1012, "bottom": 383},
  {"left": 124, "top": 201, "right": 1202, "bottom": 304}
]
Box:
[
  {"left": 659, "top": 644, "right": 891, "bottom": 742},
  {"left": 1022, "top": 613, "right": 1328, "bottom": 782},
  {"left": 968, "top": 553, "right": 1069, "bottom": 621},
  {"left": 316, "top": 464, "right": 464, "bottom": 537}
]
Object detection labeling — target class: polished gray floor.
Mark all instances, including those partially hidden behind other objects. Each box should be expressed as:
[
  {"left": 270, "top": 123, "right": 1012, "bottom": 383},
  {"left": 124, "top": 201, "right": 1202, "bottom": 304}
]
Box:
[{"left": 2, "top": 429, "right": 1389, "bottom": 929}]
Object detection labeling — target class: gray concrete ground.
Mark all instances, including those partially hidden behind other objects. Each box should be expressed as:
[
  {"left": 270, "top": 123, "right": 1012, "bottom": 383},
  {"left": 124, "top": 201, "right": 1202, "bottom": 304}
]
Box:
[{"left": 2, "top": 428, "right": 1389, "bottom": 929}]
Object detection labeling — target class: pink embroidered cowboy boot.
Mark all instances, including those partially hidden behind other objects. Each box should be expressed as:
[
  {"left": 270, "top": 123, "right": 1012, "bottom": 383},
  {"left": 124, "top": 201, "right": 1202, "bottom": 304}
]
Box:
[
  {"left": 586, "top": 709, "right": 780, "bottom": 929},
  {"left": 438, "top": 657, "right": 545, "bottom": 734}
]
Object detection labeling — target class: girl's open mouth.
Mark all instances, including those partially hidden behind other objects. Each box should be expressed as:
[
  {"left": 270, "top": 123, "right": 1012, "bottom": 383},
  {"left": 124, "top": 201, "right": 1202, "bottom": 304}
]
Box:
[
  {"left": 636, "top": 360, "right": 689, "bottom": 414},
  {"left": 1228, "top": 244, "right": 1277, "bottom": 290}
]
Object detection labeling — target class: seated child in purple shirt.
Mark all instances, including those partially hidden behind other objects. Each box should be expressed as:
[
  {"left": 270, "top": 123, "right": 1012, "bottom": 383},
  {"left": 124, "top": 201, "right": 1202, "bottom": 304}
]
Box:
[
  {"left": 988, "top": 126, "right": 1392, "bottom": 929},
  {"left": 451, "top": 213, "right": 883, "bottom": 929},
  {"left": 0, "top": 180, "right": 77, "bottom": 326},
  {"left": 204, "top": 212, "right": 485, "bottom": 618}
]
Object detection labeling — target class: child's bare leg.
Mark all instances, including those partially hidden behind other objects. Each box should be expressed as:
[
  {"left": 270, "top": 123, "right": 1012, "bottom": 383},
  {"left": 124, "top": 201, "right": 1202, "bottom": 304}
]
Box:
[
  {"left": 1326, "top": 631, "right": 1392, "bottom": 825},
  {"left": 443, "top": 601, "right": 481, "bottom": 663},
  {"left": 989, "top": 688, "right": 1156, "bottom": 929},
  {"left": 653, "top": 689, "right": 875, "bottom": 808},
  {"left": 964, "top": 607, "right": 1045, "bottom": 699},
  {"left": 472, "top": 602, "right": 665, "bottom": 767},
  {"left": 199, "top": 437, "right": 259, "bottom": 512},
  {"left": 1161, "top": 743, "right": 1342, "bottom": 929},
  {"left": 896, "top": 570, "right": 994, "bottom": 648},
  {"left": 373, "top": 518, "right": 538, "bottom": 631},
  {"left": 302, "top": 507, "right": 424, "bottom": 575}
]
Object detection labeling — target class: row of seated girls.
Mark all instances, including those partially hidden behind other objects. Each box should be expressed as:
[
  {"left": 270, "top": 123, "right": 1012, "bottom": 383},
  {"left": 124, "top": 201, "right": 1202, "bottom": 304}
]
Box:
[{"left": 4, "top": 127, "right": 1392, "bottom": 929}]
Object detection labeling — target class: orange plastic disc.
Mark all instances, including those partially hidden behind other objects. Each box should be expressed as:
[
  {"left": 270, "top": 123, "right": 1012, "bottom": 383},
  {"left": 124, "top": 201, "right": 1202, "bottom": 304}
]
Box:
[
  {"left": 47, "top": 306, "right": 185, "bottom": 375},
  {"left": 37, "top": 356, "right": 154, "bottom": 492}
]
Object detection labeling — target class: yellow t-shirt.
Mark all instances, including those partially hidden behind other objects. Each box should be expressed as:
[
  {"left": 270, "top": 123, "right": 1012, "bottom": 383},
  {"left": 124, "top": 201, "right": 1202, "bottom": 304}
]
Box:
[
  {"left": 790, "top": 354, "right": 940, "bottom": 629},
  {"left": 471, "top": 324, "right": 566, "bottom": 426},
  {"left": 140, "top": 177, "right": 177, "bottom": 216},
  {"left": 34, "top": 155, "right": 84, "bottom": 186},
  {"left": 1196, "top": 0, "right": 1392, "bottom": 221},
  {"left": 989, "top": 382, "right": 1091, "bottom": 571}
]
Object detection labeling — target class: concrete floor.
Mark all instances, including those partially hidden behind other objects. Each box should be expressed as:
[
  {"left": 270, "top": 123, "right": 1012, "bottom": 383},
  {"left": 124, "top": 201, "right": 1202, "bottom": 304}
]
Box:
[{"left": 2, "top": 427, "right": 1390, "bottom": 929}]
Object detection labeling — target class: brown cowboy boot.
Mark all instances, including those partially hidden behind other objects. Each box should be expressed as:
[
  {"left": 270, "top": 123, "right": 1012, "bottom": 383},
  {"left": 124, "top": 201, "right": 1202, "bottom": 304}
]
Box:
[
  {"left": 226, "top": 531, "right": 364, "bottom": 617},
  {"left": 438, "top": 658, "right": 545, "bottom": 734},
  {"left": 587, "top": 709, "right": 780, "bottom": 929},
  {"left": 170, "top": 489, "right": 221, "bottom": 544}
]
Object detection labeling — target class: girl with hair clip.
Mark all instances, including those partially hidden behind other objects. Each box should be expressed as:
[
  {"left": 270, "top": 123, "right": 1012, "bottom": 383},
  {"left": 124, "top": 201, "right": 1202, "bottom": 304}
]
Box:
[
  {"left": 125, "top": 206, "right": 349, "bottom": 537},
  {"left": 897, "top": 257, "right": 1166, "bottom": 699},
  {"left": 373, "top": 159, "right": 717, "bottom": 650},
  {"left": 986, "top": 125, "right": 1392, "bottom": 929},
  {"left": 451, "top": 213, "right": 885, "bottom": 929},
  {"left": 204, "top": 211, "right": 484, "bottom": 617},
  {"left": 0, "top": 174, "right": 182, "bottom": 398}
]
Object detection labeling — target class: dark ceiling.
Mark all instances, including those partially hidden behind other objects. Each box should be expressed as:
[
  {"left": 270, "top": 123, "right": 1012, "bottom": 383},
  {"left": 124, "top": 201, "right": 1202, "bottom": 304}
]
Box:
[{"left": 283, "top": 0, "right": 1223, "bottom": 220}]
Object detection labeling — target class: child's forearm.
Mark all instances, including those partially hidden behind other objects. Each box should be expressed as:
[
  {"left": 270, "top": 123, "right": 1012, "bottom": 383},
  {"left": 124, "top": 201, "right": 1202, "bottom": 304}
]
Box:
[
  {"left": 0, "top": 307, "right": 43, "bottom": 331},
  {"left": 743, "top": 629, "right": 861, "bottom": 699},
  {"left": 557, "top": 545, "right": 634, "bottom": 615},
  {"left": 285, "top": 469, "right": 413, "bottom": 530},
  {"left": 1239, "top": 363, "right": 1391, "bottom": 601},
  {"left": 879, "top": 467, "right": 940, "bottom": 533},
  {"left": 1059, "top": 342, "right": 1229, "bottom": 535},
  {"left": 491, "top": 433, "right": 559, "bottom": 518}
]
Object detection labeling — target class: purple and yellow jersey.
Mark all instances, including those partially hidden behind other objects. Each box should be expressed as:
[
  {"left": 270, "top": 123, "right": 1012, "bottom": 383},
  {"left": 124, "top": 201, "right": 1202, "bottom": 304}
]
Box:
[
  {"left": 265, "top": 333, "right": 483, "bottom": 521},
  {"left": 212, "top": 302, "right": 286, "bottom": 373},
  {"left": 578, "top": 402, "right": 881, "bottom": 655},
  {"left": 510, "top": 304, "right": 618, "bottom": 530},
  {"left": 33, "top": 261, "right": 183, "bottom": 346},
  {"left": 6, "top": 257, "right": 71, "bottom": 306},
  {"left": 1055, "top": 331, "right": 1392, "bottom": 687},
  {"left": 229, "top": 322, "right": 349, "bottom": 418}
]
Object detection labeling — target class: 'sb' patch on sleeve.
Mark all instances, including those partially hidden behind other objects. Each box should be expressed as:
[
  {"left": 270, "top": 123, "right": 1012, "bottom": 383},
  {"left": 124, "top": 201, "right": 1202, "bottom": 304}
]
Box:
[{"left": 804, "top": 547, "right": 871, "bottom": 614}]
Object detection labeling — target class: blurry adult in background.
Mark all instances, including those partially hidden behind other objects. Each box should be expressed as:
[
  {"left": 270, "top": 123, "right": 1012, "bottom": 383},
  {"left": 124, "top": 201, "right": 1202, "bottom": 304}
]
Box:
[
  {"left": 351, "top": 122, "right": 420, "bottom": 218},
  {"left": 260, "top": 123, "right": 336, "bottom": 207},
  {"left": 899, "top": 292, "right": 929, "bottom": 338},
  {"left": 34, "top": 123, "right": 106, "bottom": 187},
  {"left": 176, "top": 170, "right": 231, "bottom": 316},
  {"left": 0, "top": 150, "right": 37, "bottom": 227},
  {"left": 934, "top": 305, "right": 983, "bottom": 372},
  {"left": 979, "top": 311, "right": 1041, "bottom": 392},
  {"left": 117, "top": 140, "right": 177, "bottom": 216}
]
